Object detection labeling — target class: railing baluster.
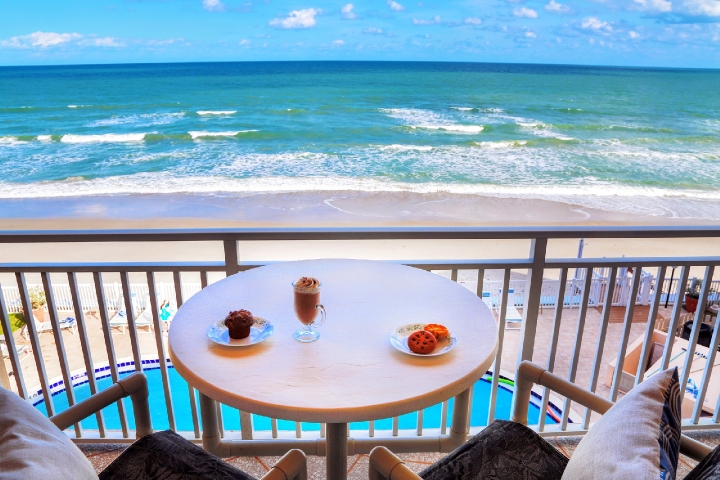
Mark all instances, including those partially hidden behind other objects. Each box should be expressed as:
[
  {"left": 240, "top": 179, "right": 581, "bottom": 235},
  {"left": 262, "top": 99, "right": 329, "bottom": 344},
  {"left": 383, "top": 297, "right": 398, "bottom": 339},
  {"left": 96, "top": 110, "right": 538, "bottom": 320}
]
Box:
[
  {"left": 660, "top": 267, "right": 690, "bottom": 370},
  {"left": 487, "top": 269, "right": 510, "bottom": 425},
  {"left": 170, "top": 271, "right": 200, "bottom": 436},
  {"left": 560, "top": 268, "right": 594, "bottom": 430},
  {"left": 93, "top": 272, "right": 130, "bottom": 438},
  {"left": 369, "top": 420, "right": 375, "bottom": 437},
  {"left": 120, "top": 272, "right": 142, "bottom": 371},
  {"left": 634, "top": 266, "right": 667, "bottom": 385},
  {"left": 41, "top": 272, "right": 82, "bottom": 436},
  {"left": 416, "top": 410, "right": 423, "bottom": 436},
  {"left": 538, "top": 268, "right": 569, "bottom": 432},
  {"left": 201, "top": 271, "right": 209, "bottom": 289},
  {"left": 68, "top": 272, "right": 106, "bottom": 437},
  {"left": 609, "top": 266, "right": 644, "bottom": 402},
  {"left": 271, "top": 418, "right": 278, "bottom": 438},
  {"left": 392, "top": 416, "right": 399, "bottom": 436},
  {"left": 147, "top": 272, "right": 176, "bottom": 431},
  {"left": 240, "top": 411, "right": 253, "bottom": 440},
  {"left": 582, "top": 267, "right": 617, "bottom": 429},
  {"left": 320, "top": 423, "right": 326, "bottom": 438},
  {"left": 450, "top": 269, "right": 458, "bottom": 282},
  {"left": 692, "top": 315, "right": 720, "bottom": 424},
  {"left": 515, "top": 238, "right": 548, "bottom": 364},
  {"left": 16, "top": 273, "right": 54, "bottom": 415},
  {"left": 680, "top": 267, "right": 715, "bottom": 393},
  {"left": 0, "top": 283, "right": 28, "bottom": 398},
  {"left": 295, "top": 422, "right": 302, "bottom": 439},
  {"left": 476, "top": 268, "right": 484, "bottom": 298}
]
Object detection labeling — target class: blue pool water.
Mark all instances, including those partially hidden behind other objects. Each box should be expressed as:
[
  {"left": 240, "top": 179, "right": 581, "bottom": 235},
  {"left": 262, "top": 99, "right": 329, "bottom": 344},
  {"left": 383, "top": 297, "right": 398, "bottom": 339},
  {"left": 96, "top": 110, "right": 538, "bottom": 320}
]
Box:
[{"left": 33, "top": 366, "right": 557, "bottom": 432}]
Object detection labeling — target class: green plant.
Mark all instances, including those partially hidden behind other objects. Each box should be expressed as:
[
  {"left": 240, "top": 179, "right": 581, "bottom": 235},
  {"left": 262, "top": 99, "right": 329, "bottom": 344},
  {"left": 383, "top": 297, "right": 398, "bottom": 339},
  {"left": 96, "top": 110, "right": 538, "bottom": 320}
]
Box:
[
  {"left": 686, "top": 280, "right": 717, "bottom": 300},
  {"left": 0, "top": 313, "right": 26, "bottom": 335},
  {"left": 29, "top": 286, "right": 46, "bottom": 310}
]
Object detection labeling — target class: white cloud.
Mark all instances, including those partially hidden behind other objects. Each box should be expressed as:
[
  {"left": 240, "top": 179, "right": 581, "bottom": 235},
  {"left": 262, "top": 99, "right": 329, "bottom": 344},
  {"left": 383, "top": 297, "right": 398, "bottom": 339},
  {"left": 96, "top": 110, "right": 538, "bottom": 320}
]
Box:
[
  {"left": 581, "top": 17, "right": 611, "bottom": 31},
  {"left": 513, "top": 7, "right": 538, "bottom": 18},
  {"left": 628, "top": 30, "right": 640, "bottom": 38},
  {"left": 525, "top": 31, "right": 537, "bottom": 37},
  {"left": 544, "top": 0, "right": 570, "bottom": 13},
  {"left": 1, "top": 31, "right": 81, "bottom": 48},
  {"left": 633, "top": 0, "right": 672, "bottom": 12},
  {"left": 332, "top": 39, "right": 345, "bottom": 45},
  {"left": 412, "top": 15, "right": 441, "bottom": 25},
  {"left": 202, "top": 0, "right": 226, "bottom": 12},
  {"left": 145, "top": 38, "right": 184, "bottom": 46},
  {"left": 341, "top": 3, "right": 356, "bottom": 19},
  {"left": 464, "top": 17, "right": 482, "bottom": 25},
  {"left": 239, "top": 39, "right": 251, "bottom": 45},
  {"left": 79, "top": 37, "right": 124, "bottom": 47},
  {"left": 363, "top": 27, "right": 385, "bottom": 34},
  {"left": 387, "top": 0, "right": 405, "bottom": 11},
  {"left": 683, "top": 0, "right": 720, "bottom": 16},
  {"left": 269, "top": 8, "right": 319, "bottom": 29}
]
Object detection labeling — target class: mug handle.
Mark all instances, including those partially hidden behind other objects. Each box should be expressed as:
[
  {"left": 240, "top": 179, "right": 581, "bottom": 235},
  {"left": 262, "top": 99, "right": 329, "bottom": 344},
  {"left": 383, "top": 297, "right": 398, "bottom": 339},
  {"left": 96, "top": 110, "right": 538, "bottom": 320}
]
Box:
[{"left": 313, "top": 304, "right": 326, "bottom": 327}]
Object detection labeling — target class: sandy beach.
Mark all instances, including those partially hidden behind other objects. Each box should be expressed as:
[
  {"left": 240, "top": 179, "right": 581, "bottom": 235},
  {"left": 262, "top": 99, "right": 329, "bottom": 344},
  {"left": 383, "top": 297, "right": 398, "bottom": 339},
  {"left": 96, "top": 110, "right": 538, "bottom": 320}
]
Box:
[{"left": 1, "top": 192, "right": 719, "bottom": 271}]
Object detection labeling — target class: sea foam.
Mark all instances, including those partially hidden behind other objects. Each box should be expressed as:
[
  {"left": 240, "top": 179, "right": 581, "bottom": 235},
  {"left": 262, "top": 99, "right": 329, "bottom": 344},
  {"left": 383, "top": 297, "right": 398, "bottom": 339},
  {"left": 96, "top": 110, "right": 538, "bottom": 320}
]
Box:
[
  {"left": 189, "top": 130, "right": 256, "bottom": 139},
  {"left": 197, "top": 110, "right": 237, "bottom": 115},
  {"left": 380, "top": 108, "right": 484, "bottom": 134},
  {"left": 60, "top": 133, "right": 147, "bottom": 143}
]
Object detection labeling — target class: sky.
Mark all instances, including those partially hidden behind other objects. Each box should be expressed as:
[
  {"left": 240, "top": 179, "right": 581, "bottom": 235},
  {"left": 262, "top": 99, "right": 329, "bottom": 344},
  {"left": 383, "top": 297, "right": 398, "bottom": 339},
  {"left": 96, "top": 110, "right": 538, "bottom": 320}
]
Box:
[{"left": 1, "top": 0, "right": 719, "bottom": 68}]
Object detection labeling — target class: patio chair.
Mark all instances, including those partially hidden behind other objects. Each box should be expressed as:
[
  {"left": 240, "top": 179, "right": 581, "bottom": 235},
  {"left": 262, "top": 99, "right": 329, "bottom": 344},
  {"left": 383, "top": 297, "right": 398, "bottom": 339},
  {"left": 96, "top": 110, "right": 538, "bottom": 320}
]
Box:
[
  {"left": 0, "top": 372, "right": 307, "bottom": 480},
  {"left": 109, "top": 294, "right": 152, "bottom": 334},
  {"left": 0, "top": 341, "right": 29, "bottom": 359},
  {"left": 22, "top": 313, "right": 76, "bottom": 338},
  {"left": 369, "top": 361, "right": 719, "bottom": 480}
]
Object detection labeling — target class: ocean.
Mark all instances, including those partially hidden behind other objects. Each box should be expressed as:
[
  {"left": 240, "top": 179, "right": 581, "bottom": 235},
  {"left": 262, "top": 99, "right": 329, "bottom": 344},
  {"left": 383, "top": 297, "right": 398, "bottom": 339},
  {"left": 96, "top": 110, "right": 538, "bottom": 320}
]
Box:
[{"left": 1, "top": 61, "right": 719, "bottom": 220}]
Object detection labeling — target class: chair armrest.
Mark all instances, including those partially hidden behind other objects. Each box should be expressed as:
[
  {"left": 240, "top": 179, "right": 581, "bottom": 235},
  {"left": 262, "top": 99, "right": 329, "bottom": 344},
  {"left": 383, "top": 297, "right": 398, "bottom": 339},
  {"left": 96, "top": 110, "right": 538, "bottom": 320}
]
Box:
[
  {"left": 49, "top": 372, "right": 153, "bottom": 438},
  {"left": 369, "top": 447, "right": 422, "bottom": 480},
  {"left": 261, "top": 449, "right": 307, "bottom": 480},
  {"left": 511, "top": 361, "right": 713, "bottom": 462}
]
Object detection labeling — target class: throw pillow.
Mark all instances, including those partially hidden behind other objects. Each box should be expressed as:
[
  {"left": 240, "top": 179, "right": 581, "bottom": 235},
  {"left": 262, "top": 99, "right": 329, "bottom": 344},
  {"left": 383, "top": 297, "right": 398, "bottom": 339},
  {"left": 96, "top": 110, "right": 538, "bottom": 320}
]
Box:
[
  {"left": 562, "top": 367, "right": 682, "bottom": 480},
  {"left": 0, "top": 386, "right": 98, "bottom": 480}
]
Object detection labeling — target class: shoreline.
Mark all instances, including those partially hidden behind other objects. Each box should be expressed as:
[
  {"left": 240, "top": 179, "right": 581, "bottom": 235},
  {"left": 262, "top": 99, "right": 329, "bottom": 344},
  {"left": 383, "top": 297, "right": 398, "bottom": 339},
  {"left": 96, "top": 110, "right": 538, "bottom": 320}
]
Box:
[{"left": 1, "top": 191, "right": 719, "bottom": 231}]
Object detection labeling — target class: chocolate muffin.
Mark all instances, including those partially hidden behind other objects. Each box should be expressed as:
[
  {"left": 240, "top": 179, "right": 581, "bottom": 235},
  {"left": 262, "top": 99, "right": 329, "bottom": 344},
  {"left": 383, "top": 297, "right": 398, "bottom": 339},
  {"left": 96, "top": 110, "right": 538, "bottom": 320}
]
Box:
[{"left": 224, "top": 309, "right": 255, "bottom": 339}]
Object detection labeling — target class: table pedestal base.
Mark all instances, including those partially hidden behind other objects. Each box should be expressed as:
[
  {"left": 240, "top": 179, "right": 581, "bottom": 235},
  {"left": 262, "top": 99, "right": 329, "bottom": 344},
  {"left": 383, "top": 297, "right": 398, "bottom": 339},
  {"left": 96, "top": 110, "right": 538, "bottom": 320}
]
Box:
[{"left": 326, "top": 423, "right": 348, "bottom": 480}]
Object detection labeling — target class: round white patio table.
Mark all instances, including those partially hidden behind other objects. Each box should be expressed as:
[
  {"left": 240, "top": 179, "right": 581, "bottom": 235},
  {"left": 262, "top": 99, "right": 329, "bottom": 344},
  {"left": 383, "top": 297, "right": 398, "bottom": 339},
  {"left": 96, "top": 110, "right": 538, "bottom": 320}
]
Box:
[{"left": 168, "top": 259, "right": 498, "bottom": 480}]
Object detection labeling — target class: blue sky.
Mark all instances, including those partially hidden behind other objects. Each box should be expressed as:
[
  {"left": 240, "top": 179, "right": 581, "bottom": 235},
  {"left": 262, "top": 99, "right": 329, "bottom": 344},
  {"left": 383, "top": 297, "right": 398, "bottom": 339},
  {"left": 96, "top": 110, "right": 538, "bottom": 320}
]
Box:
[{"left": 1, "top": 0, "right": 719, "bottom": 67}]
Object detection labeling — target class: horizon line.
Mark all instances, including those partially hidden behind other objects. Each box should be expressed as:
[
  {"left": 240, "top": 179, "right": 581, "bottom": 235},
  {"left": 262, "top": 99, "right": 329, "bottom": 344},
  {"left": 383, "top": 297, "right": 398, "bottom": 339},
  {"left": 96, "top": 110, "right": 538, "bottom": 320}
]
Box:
[{"left": 1, "top": 59, "right": 719, "bottom": 72}]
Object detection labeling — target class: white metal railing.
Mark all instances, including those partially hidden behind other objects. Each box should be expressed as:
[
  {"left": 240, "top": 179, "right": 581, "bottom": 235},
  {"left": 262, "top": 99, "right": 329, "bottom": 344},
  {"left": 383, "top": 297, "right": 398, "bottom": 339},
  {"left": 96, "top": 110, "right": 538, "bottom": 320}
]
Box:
[
  {"left": 1, "top": 282, "right": 199, "bottom": 314},
  {"left": 7, "top": 273, "right": 715, "bottom": 316},
  {"left": 1, "top": 226, "right": 719, "bottom": 451}
]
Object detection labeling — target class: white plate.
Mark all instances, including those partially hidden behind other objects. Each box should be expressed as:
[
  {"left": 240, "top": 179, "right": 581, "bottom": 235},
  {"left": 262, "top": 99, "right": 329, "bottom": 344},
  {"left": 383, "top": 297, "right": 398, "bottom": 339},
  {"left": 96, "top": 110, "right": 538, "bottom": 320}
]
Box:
[
  {"left": 390, "top": 323, "right": 457, "bottom": 357},
  {"left": 207, "top": 317, "right": 274, "bottom": 347}
]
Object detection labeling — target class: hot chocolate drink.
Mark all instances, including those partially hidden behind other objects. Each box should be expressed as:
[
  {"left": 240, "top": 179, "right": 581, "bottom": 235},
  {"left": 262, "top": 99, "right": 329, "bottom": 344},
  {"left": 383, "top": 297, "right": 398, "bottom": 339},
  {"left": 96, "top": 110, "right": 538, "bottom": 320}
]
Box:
[
  {"left": 292, "top": 276, "right": 325, "bottom": 342},
  {"left": 293, "top": 277, "right": 321, "bottom": 325}
]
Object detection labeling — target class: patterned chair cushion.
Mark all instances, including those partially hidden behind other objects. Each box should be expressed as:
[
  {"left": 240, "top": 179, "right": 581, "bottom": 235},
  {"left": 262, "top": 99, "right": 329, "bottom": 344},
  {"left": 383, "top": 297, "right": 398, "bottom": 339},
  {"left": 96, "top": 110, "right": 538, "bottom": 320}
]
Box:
[
  {"left": 562, "top": 367, "right": 682, "bottom": 480},
  {"left": 419, "top": 420, "right": 568, "bottom": 480},
  {"left": 99, "top": 430, "right": 255, "bottom": 480},
  {"left": 684, "top": 444, "right": 720, "bottom": 480}
]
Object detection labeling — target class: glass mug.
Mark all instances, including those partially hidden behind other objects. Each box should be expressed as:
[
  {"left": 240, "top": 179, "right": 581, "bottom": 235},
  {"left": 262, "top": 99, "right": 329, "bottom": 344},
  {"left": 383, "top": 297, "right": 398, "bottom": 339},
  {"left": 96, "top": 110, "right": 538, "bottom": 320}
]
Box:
[{"left": 292, "top": 280, "right": 326, "bottom": 342}]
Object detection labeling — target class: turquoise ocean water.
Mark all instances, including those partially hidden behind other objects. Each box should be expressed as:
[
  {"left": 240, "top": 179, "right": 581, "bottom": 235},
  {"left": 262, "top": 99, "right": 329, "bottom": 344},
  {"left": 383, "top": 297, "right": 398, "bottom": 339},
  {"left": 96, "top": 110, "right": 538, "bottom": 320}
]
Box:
[{"left": 1, "top": 61, "right": 719, "bottom": 219}]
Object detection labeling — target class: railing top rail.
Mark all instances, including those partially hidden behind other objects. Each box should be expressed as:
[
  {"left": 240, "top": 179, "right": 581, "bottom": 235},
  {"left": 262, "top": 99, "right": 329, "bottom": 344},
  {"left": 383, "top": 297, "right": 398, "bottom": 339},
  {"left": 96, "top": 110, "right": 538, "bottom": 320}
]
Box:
[{"left": 1, "top": 225, "right": 720, "bottom": 243}]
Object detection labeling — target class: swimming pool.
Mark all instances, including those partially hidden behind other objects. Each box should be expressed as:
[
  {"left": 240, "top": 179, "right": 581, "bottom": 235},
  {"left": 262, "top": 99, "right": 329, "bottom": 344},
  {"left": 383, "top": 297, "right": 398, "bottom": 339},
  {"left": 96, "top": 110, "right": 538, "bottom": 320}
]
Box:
[{"left": 33, "top": 362, "right": 560, "bottom": 432}]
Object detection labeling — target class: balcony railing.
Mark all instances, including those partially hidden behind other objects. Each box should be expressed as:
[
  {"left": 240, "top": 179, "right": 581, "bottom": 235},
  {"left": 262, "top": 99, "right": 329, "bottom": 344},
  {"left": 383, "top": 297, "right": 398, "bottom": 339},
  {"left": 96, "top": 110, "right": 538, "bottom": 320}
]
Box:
[{"left": 1, "top": 226, "right": 719, "bottom": 450}]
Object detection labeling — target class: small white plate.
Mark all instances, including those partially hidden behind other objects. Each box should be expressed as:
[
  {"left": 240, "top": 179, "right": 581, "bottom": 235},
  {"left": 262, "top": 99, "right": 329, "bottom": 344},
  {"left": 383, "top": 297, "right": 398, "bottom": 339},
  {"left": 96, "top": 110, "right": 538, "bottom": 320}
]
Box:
[
  {"left": 390, "top": 323, "right": 457, "bottom": 357},
  {"left": 207, "top": 317, "right": 274, "bottom": 347}
]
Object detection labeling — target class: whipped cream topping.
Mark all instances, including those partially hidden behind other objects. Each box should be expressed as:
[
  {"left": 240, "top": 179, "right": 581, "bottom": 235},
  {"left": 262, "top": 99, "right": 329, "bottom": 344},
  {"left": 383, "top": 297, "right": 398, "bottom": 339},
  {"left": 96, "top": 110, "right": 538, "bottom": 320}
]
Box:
[{"left": 294, "top": 276, "right": 321, "bottom": 292}]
